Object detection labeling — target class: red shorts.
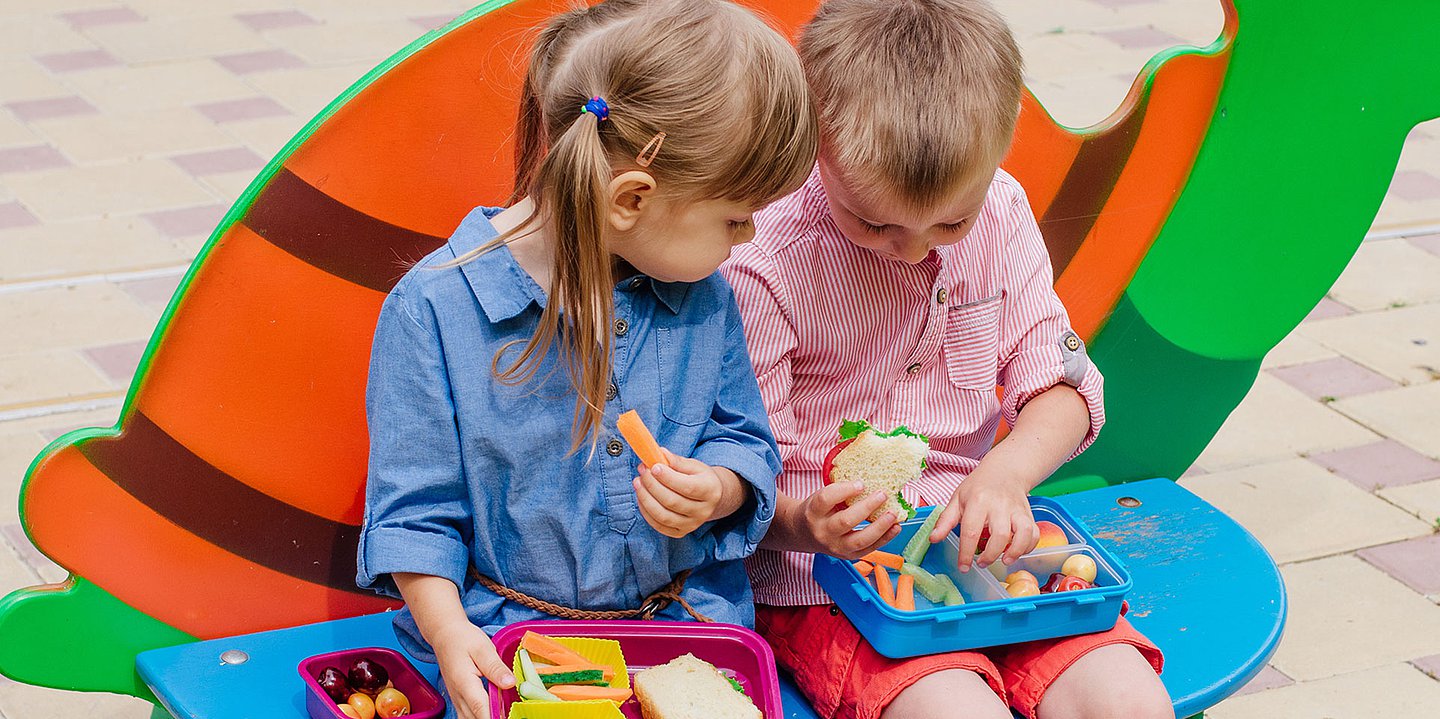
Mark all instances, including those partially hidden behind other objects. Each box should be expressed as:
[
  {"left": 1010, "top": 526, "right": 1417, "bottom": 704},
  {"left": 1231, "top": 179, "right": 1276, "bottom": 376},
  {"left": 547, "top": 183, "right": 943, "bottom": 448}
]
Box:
[{"left": 757, "top": 604, "right": 1163, "bottom": 719}]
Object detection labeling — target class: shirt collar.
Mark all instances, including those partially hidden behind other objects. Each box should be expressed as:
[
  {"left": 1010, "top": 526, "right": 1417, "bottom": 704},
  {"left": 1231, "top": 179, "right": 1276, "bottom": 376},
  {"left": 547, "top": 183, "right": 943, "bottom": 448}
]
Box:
[
  {"left": 619, "top": 273, "right": 689, "bottom": 314},
  {"left": 450, "top": 206, "right": 547, "bottom": 324}
]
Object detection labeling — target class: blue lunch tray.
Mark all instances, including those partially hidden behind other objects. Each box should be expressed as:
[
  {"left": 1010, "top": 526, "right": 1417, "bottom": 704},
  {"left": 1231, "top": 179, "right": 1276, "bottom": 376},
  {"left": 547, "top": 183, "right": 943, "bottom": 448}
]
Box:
[{"left": 812, "top": 497, "right": 1132, "bottom": 658}]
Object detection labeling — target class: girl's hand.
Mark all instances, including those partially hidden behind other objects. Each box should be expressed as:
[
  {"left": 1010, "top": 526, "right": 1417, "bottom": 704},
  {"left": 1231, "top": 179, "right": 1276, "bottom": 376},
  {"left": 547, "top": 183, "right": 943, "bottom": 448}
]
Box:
[
  {"left": 633, "top": 450, "right": 740, "bottom": 538},
  {"left": 930, "top": 468, "right": 1037, "bottom": 573},
  {"left": 430, "top": 620, "right": 514, "bottom": 719},
  {"left": 788, "top": 481, "right": 901, "bottom": 560}
]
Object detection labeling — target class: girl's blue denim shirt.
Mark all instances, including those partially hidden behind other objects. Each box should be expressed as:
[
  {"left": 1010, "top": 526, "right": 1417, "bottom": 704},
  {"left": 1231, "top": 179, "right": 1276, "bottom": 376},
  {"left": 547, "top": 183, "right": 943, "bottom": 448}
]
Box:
[{"left": 358, "top": 207, "right": 780, "bottom": 662}]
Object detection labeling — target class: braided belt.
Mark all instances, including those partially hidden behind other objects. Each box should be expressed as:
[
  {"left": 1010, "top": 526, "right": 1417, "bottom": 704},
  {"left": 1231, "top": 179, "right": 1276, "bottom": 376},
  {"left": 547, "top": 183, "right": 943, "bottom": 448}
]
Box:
[{"left": 469, "top": 566, "right": 713, "bottom": 623}]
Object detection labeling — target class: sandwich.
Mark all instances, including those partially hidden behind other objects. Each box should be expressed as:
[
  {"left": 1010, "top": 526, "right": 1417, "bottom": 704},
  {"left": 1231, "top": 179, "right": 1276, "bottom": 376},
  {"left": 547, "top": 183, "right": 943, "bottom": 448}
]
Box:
[
  {"left": 823, "top": 419, "right": 929, "bottom": 521},
  {"left": 633, "top": 653, "right": 761, "bottom": 719}
]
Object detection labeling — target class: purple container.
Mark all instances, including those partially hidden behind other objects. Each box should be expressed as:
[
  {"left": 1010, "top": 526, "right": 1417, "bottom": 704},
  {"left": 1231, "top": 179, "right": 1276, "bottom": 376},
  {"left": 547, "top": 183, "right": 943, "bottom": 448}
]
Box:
[
  {"left": 299, "top": 646, "right": 445, "bottom": 719},
  {"left": 489, "top": 620, "right": 782, "bottom": 719}
]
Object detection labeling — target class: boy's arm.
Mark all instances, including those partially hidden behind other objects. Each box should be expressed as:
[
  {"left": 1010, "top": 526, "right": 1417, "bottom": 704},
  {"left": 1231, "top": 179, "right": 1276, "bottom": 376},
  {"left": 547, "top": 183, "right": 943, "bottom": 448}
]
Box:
[{"left": 357, "top": 288, "right": 474, "bottom": 597}]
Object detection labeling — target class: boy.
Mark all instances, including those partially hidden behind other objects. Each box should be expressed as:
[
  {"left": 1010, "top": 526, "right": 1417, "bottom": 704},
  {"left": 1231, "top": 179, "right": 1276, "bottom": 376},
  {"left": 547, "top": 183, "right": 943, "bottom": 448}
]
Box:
[{"left": 719, "top": 0, "right": 1172, "bottom": 717}]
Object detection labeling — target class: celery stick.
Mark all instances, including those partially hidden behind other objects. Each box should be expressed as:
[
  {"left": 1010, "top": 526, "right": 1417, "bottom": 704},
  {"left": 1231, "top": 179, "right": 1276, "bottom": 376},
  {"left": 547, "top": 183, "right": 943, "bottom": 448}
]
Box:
[
  {"left": 902, "top": 508, "right": 943, "bottom": 566},
  {"left": 900, "top": 562, "right": 949, "bottom": 603},
  {"left": 936, "top": 575, "right": 966, "bottom": 606}
]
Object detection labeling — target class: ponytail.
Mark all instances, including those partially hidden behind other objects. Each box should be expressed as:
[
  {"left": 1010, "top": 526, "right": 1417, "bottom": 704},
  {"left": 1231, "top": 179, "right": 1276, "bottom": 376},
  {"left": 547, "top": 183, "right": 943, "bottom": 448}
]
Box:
[{"left": 496, "top": 107, "right": 616, "bottom": 454}]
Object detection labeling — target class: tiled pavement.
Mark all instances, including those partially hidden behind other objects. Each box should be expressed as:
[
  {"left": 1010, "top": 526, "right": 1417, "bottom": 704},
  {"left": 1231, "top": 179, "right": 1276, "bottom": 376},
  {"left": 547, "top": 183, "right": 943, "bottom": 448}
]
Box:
[{"left": 0, "top": 1, "right": 1436, "bottom": 717}]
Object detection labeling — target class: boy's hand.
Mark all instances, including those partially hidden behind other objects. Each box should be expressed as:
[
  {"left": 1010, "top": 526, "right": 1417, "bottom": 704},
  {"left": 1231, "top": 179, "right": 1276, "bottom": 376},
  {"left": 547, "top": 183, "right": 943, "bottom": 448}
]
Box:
[
  {"left": 787, "top": 481, "right": 901, "bottom": 560},
  {"left": 634, "top": 449, "right": 740, "bottom": 538},
  {"left": 430, "top": 620, "right": 513, "bottom": 719},
  {"left": 930, "top": 468, "right": 1037, "bottom": 573}
]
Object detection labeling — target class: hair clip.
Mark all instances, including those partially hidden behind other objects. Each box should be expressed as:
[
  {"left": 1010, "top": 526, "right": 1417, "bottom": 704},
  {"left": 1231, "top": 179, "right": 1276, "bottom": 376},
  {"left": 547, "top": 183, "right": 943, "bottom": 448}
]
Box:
[{"left": 636, "top": 131, "right": 666, "bottom": 167}]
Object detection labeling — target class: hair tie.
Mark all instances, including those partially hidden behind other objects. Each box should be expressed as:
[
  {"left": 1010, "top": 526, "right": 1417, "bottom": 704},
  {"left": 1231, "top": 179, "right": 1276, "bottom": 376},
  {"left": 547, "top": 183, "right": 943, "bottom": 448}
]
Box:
[{"left": 580, "top": 96, "right": 609, "bottom": 122}]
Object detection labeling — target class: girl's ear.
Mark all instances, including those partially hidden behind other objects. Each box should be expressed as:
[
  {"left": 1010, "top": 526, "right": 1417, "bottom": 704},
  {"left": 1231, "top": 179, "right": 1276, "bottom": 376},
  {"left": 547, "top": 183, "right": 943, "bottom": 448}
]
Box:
[{"left": 607, "top": 170, "right": 658, "bottom": 232}]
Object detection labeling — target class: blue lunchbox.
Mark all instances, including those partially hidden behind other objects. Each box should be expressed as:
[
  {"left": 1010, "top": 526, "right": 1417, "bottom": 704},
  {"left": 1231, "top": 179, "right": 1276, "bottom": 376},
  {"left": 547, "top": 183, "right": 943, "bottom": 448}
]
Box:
[{"left": 812, "top": 498, "right": 1131, "bottom": 658}]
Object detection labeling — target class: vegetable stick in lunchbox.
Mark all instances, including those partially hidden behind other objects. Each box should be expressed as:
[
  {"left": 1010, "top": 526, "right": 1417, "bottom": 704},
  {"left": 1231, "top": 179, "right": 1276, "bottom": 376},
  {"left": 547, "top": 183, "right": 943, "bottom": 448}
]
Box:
[
  {"left": 874, "top": 565, "right": 896, "bottom": 606},
  {"left": 862, "top": 550, "right": 904, "bottom": 570},
  {"left": 896, "top": 574, "right": 915, "bottom": 611}
]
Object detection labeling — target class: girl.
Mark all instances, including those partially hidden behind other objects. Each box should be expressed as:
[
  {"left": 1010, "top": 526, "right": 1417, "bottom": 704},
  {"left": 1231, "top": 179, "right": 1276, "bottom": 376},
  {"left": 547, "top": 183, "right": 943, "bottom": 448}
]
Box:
[{"left": 357, "top": 1, "right": 818, "bottom": 717}]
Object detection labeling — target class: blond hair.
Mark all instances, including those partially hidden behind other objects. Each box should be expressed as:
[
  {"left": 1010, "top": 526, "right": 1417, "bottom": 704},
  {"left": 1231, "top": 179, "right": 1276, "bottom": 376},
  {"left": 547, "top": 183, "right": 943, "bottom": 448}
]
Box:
[
  {"left": 461, "top": 0, "right": 817, "bottom": 452},
  {"left": 800, "top": 0, "right": 1022, "bottom": 208}
]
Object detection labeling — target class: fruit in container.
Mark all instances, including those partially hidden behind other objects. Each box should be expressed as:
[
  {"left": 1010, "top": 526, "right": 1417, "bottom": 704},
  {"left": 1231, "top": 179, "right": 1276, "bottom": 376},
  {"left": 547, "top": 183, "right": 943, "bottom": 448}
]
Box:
[
  {"left": 1035, "top": 521, "right": 1068, "bottom": 549},
  {"left": 338, "top": 706, "right": 361, "bottom": 719},
  {"left": 1005, "top": 579, "right": 1040, "bottom": 597},
  {"left": 374, "top": 687, "right": 411, "bottom": 717},
  {"left": 318, "top": 666, "right": 352, "bottom": 704},
  {"left": 1061, "top": 554, "right": 1097, "bottom": 583},
  {"left": 1004, "top": 570, "right": 1037, "bottom": 586},
  {"left": 347, "top": 692, "right": 377, "bottom": 719},
  {"left": 348, "top": 657, "right": 389, "bottom": 697}
]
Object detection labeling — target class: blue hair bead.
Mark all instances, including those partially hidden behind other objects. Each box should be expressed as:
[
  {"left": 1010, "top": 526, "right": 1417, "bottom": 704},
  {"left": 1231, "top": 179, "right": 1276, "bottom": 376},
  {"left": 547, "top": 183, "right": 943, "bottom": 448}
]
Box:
[{"left": 580, "top": 96, "right": 610, "bottom": 122}]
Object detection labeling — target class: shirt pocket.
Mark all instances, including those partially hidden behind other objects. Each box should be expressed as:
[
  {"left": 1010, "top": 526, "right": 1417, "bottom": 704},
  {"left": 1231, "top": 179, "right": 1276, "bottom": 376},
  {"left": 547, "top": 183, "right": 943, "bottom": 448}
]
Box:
[
  {"left": 941, "top": 293, "right": 1002, "bottom": 390},
  {"left": 655, "top": 324, "right": 724, "bottom": 426}
]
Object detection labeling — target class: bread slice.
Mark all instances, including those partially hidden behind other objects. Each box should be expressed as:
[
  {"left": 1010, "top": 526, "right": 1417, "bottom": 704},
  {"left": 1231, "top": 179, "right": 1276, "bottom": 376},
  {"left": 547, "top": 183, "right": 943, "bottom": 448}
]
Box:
[
  {"left": 829, "top": 423, "right": 929, "bottom": 521},
  {"left": 633, "top": 653, "right": 761, "bottom": 719}
]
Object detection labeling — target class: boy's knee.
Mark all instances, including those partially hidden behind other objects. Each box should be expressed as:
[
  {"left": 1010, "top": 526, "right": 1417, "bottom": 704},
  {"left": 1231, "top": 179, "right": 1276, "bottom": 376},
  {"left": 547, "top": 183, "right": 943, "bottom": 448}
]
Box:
[
  {"left": 884, "top": 668, "right": 1010, "bottom": 719},
  {"left": 1067, "top": 672, "right": 1172, "bottom": 719}
]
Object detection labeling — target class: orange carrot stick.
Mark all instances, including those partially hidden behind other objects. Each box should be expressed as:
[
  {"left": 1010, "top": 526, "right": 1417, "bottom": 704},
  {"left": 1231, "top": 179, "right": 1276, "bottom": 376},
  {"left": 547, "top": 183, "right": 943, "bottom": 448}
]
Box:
[
  {"left": 862, "top": 550, "right": 904, "bottom": 571},
  {"left": 853, "top": 560, "right": 874, "bottom": 577},
  {"left": 617, "top": 410, "right": 666, "bottom": 468},
  {"left": 874, "top": 565, "right": 895, "bottom": 606},
  {"left": 896, "top": 574, "right": 915, "bottom": 611}
]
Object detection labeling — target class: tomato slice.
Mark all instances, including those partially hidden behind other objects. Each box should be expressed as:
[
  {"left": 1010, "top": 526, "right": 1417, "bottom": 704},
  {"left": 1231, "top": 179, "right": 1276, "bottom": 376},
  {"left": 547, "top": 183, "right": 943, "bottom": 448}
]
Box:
[{"left": 821, "top": 438, "right": 856, "bottom": 485}]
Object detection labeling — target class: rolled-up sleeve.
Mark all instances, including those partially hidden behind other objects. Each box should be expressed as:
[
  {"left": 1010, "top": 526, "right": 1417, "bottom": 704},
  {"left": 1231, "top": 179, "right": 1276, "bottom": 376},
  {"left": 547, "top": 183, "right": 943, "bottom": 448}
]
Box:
[
  {"left": 996, "top": 196, "right": 1106, "bottom": 458},
  {"left": 692, "top": 299, "right": 781, "bottom": 562},
  {"left": 357, "top": 287, "right": 473, "bottom": 597},
  {"left": 720, "top": 245, "right": 801, "bottom": 465}
]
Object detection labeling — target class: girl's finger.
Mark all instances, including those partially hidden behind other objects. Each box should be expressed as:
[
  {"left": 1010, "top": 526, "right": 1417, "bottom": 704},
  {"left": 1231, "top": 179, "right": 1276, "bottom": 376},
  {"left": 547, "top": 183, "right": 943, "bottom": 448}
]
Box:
[
  {"left": 634, "top": 480, "right": 690, "bottom": 537},
  {"left": 639, "top": 467, "right": 704, "bottom": 513},
  {"left": 844, "top": 515, "right": 902, "bottom": 558},
  {"left": 650, "top": 462, "right": 713, "bottom": 502},
  {"left": 1003, "top": 515, "right": 1038, "bottom": 565},
  {"left": 659, "top": 448, "right": 708, "bottom": 474},
  {"left": 930, "top": 494, "right": 963, "bottom": 543},
  {"left": 832, "top": 490, "right": 890, "bottom": 530},
  {"left": 953, "top": 504, "right": 986, "bottom": 573}
]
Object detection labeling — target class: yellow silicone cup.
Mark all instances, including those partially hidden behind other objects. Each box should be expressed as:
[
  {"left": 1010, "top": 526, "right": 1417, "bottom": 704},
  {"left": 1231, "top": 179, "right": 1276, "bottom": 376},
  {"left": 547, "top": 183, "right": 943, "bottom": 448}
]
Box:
[
  {"left": 507, "top": 700, "right": 627, "bottom": 719},
  {"left": 508, "top": 634, "right": 631, "bottom": 718}
]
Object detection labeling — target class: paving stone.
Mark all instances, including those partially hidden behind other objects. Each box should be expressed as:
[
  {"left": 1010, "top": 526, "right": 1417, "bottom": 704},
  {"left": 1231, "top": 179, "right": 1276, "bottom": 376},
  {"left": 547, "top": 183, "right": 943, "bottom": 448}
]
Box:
[
  {"left": 1260, "top": 327, "right": 1337, "bottom": 369},
  {"left": 60, "top": 7, "right": 146, "bottom": 29},
  {"left": 1326, "top": 238, "right": 1440, "bottom": 311},
  {"left": 198, "top": 168, "right": 264, "bottom": 203},
  {"left": 220, "top": 115, "right": 307, "bottom": 157},
  {"left": 234, "top": 9, "right": 321, "bottom": 31},
  {"left": 1412, "top": 654, "right": 1440, "bottom": 680},
  {"left": 141, "top": 203, "right": 225, "bottom": 238},
  {"left": 1388, "top": 170, "right": 1440, "bottom": 202},
  {"left": 264, "top": 20, "right": 426, "bottom": 66},
  {"left": 3, "top": 95, "right": 98, "bottom": 123},
  {"left": 33, "top": 48, "right": 122, "bottom": 74},
  {"left": 1194, "top": 373, "right": 1380, "bottom": 471},
  {"left": 5, "top": 158, "right": 213, "bottom": 221},
  {"left": 81, "top": 340, "right": 146, "bottom": 386},
  {"left": 1179, "top": 458, "right": 1432, "bottom": 563},
  {"left": 1094, "top": 25, "right": 1184, "bottom": 49},
  {"left": 1268, "top": 356, "right": 1397, "bottom": 401},
  {"left": 1357, "top": 534, "right": 1440, "bottom": 596},
  {"left": 169, "top": 146, "right": 263, "bottom": 176},
  {"left": 213, "top": 48, "right": 308, "bottom": 75},
  {"left": 194, "top": 96, "right": 291, "bottom": 124},
  {"left": 244, "top": 63, "right": 372, "bottom": 118},
  {"left": 1410, "top": 233, "right": 1440, "bottom": 257},
  {"left": 0, "top": 110, "right": 39, "bottom": 147},
  {"left": 1380, "top": 479, "right": 1440, "bottom": 531},
  {"left": 0, "top": 523, "right": 60, "bottom": 585},
  {"left": 65, "top": 60, "right": 256, "bottom": 113},
  {"left": 0, "top": 351, "right": 113, "bottom": 412},
  {"left": 1334, "top": 383, "right": 1440, "bottom": 460},
  {"left": 0, "top": 216, "right": 189, "bottom": 283},
  {"left": 1298, "top": 303, "right": 1440, "bottom": 386},
  {"left": 85, "top": 13, "right": 270, "bottom": 65},
  {"left": 0, "top": 144, "right": 70, "bottom": 174},
  {"left": 0, "top": 61, "right": 70, "bottom": 104},
  {"left": 1302, "top": 296, "right": 1353, "bottom": 322},
  {"left": 1206, "top": 663, "right": 1440, "bottom": 719},
  {"left": 1269, "top": 555, "right": 1440, "bottom": 681},
  {"left": 0, "top": 201, "right": 38, "bottom": 230},
  {"left": 0, "top": 680, "right": 154, "bottom": 719},
  {"left": 411, "top": 13, "right": 460, "bottom": 31},
  {"left": 31, "top": 106, "right": 237, "bottom": 164},
  {"left": 0, "top": 283, "right": 157, "bottom": 356},
  {"left": 1228, "top": 665, "right": 1293, "bottom": 698},
  {"left": 1310, "top": 440, "right": 1440, "bottom": 491},
  {"left": 0, "top": 14, "right": 95, "bottom": 58},
  {"left": 118, "top": 274, "right": 183, "bottom": 309}
]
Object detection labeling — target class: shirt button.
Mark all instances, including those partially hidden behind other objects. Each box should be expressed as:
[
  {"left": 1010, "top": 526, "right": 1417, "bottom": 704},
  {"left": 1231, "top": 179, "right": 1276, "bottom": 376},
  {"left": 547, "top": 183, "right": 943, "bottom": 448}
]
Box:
[
  {"left": 936, "top": 287, "right": 948, "bottom": 304},
  {"left": 606, "top": 439, "right": 624, "bottom": 457},
  {"left": 614, "top": 318, "right": 629, "bottom": 337},
  {"left": 629, "top": 277, "right": 645, "bottom": 290},
  {"left": 906, "top": 362, "right": 922, "bottom": 375},
  {"left": 605, "top": 382, "right": 618, "bottom": 400}
]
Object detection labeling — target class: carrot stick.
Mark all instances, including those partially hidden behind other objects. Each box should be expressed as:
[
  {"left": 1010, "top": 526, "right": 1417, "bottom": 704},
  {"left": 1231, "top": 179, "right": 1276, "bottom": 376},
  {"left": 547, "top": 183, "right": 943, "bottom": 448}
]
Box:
[
  {"left": 853, "top": 560, "right": 875, "bottom": 577},
  {"left": 617, "top": 410, "right": 666, "bottom": 468},
  {"left": 874, "top": 565, "right": 895, "bottom": 606},
  {"left": 862, "top": 550, "right": 904, "bottom": 571},
  {"left": 896, "top": 574, "right": 915, "bottom": 611}
]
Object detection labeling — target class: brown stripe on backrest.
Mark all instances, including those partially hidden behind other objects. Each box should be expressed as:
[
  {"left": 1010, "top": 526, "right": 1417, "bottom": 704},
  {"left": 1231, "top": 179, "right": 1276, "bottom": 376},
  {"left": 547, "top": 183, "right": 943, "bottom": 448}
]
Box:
[
  {"left": 244, "top": 168, "right": 450, "bottom": 293},
  {"left": 78, "top": 412, "right": 371, "bottom": 594},
  {"left": 1038, "top": 93, "right": 1151, "bottom": 279}
]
